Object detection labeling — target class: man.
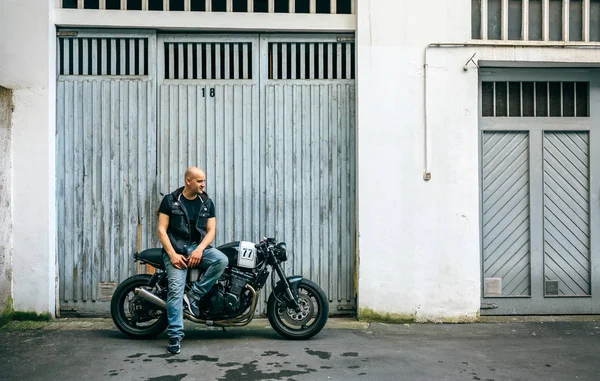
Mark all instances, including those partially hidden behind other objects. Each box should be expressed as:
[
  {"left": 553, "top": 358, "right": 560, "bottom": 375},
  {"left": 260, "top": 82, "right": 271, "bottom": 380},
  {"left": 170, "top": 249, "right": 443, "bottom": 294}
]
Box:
[{"left": 157, "top": 166, "right": 228, "bottom": 354}]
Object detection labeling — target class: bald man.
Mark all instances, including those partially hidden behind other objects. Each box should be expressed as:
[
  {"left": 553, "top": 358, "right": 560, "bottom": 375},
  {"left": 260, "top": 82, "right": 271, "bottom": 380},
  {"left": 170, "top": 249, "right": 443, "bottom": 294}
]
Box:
[{"left": 157, "top": 167, "right": 228, "bottom": 354}]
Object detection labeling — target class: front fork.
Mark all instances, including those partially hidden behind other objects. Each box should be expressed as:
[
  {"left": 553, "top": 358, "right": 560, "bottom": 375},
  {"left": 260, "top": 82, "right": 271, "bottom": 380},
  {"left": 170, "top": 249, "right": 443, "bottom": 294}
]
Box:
[{"left": 272, "top": 261, "right": 302, "bottom": 311}]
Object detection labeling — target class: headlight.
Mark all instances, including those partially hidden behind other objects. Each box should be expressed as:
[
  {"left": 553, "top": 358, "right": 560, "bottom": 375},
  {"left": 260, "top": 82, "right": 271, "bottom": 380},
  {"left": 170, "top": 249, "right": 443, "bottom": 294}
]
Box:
[{"left": 276, "top": 242, "right": 287, "bottom": 261}]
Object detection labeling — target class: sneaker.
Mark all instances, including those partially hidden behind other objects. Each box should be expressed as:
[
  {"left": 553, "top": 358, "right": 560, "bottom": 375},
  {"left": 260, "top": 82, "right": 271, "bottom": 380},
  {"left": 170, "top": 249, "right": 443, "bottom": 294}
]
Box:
[
  {"left": 167, "top": 338, "right": 181, "bottom": 354},
  {"left": 185, "top": 292, "right": 201, "bottom": 317}
]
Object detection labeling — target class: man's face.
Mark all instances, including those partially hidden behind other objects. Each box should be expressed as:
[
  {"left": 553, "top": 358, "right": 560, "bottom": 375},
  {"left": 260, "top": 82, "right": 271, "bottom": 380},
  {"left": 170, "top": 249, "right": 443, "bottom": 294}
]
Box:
[{"left": 187, "top": 171, "right": 206, "bottom": 194}]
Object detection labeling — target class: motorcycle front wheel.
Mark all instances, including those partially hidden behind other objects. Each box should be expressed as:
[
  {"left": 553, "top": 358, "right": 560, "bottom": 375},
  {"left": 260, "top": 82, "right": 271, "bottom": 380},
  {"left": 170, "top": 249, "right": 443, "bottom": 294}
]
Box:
[
  {"left": 110, "top": 274, "right": 168, "bottom": 339},
  {"left": 267, "top": 279, "right": 329, "bottom": 340}
]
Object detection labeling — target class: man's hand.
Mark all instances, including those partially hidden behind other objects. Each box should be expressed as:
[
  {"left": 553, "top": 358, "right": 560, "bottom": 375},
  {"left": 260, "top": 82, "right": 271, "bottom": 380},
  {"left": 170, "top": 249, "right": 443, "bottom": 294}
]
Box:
[
  {"left": 169, "top": 253, "right": 188, "bottom": 270},
  {"left": 188, "top": 248, "right": 204, "bottom": 268}
]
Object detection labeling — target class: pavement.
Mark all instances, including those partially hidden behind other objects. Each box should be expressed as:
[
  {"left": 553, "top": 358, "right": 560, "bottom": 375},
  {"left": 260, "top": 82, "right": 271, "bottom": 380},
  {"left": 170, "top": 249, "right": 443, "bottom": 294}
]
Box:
[{"left": 1, "top": 317, "right": 599, "bottom": 381}]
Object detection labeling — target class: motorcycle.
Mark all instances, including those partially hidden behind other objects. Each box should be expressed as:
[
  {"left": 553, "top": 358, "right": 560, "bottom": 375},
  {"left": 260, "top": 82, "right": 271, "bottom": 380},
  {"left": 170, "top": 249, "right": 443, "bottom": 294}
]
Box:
[{"left": 110, "top": 238, "right": 329, "bottom": 340}]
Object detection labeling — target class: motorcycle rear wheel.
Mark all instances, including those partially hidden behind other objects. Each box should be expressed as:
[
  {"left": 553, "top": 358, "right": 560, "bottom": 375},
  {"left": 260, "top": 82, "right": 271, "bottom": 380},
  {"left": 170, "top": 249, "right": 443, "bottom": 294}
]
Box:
[
  {"left": 267, "top": 279, "right": 329, "bottom": 340},
  {"left": 110, "top": 274, "right": 168, "bottom": 339}
]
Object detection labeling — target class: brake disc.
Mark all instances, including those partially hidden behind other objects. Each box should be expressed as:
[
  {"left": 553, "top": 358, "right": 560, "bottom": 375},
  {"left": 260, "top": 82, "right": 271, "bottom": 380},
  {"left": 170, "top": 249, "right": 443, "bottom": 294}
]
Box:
[{"left": 281, "top": 293, "right": 314, "bottom": 326}]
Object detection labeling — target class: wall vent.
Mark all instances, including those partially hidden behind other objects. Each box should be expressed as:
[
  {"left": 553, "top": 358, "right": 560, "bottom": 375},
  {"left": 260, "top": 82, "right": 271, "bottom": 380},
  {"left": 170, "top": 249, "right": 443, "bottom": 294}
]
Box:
[
  {"left": 57, "top": 0, "right": 355, "bottom": 14},
  {"left": 163, "top": 42, "right": 253, "bottom": 80},
  {"left": 472, "top": 0, "right": 600, "bottom": 42},
  {"left": 58, "top": 37, "right": 149, "bottom": 76},
  {"left": 268, "top": 42, "right": 354, "bottom": 80},
  {"left": 482, "top": 81, "right": 589, "bottom": 117}
]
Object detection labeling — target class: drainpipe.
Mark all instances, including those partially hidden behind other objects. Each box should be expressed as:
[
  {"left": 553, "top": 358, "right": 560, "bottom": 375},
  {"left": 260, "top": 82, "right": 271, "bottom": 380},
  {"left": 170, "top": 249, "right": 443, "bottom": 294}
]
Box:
[{"left": 423, "top": 40, "right": 600, "bottom": 181}]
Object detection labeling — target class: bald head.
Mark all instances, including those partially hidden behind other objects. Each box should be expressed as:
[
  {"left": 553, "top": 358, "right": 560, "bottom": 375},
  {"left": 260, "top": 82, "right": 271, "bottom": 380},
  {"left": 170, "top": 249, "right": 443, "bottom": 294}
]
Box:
[
  {"left": 183, "top": 167, "right": 207, "bottom": 198},
  {"left": 185, "top": 166, "right": 205, "bottom": 180}
]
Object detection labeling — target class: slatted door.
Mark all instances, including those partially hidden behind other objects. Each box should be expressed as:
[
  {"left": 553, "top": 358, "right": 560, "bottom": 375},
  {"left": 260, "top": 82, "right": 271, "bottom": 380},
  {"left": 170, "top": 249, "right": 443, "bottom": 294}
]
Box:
[
  {"left": 157, "top": 34, "right": 356, "bottom": 315},
  {"left": 56, "top": 31, "right": 158, "bottom": 315},
  {"left": 479, "top": 70, "right": 600, "bottom": 315}
]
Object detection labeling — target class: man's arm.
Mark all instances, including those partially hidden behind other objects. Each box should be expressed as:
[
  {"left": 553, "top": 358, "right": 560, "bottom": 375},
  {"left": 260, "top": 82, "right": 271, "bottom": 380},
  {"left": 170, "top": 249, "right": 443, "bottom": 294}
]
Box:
[
  {"left": 188, "top": 217, "right": 216, "bottom": 268},
  {"left": 158, "top": 212, "right": 187, "bottom": 269}
]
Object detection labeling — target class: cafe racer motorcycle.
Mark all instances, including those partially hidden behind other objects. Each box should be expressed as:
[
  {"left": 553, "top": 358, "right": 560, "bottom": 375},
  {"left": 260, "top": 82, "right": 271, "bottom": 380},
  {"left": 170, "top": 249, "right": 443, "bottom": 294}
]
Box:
[{"left": 111, "top": 238, "right": 329, "bottom": 340}]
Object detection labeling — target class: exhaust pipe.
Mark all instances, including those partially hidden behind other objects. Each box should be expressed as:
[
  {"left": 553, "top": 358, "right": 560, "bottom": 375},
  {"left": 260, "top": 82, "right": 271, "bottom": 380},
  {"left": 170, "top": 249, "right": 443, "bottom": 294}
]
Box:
[{"left": 134, "top": 284, "right": 258, "bottom": 326}]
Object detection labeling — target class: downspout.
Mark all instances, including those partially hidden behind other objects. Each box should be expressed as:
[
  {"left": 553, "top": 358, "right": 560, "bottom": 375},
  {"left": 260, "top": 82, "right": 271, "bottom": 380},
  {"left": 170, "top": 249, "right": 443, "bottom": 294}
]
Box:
[{"left": 422, "top": 40, "right": 600, "bottom": 181}]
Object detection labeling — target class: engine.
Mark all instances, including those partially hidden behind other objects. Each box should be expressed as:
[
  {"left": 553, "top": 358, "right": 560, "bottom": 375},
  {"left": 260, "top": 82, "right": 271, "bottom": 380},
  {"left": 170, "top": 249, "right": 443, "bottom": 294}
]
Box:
[{"left": 200, "top": 268, "right": 256, "bottom": 317}]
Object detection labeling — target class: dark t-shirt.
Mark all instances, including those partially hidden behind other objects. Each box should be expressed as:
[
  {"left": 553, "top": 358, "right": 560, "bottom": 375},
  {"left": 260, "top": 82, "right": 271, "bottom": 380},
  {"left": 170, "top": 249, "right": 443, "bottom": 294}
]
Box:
[{"left": 158, "top": 193, "right": 215, "bottom": 244}]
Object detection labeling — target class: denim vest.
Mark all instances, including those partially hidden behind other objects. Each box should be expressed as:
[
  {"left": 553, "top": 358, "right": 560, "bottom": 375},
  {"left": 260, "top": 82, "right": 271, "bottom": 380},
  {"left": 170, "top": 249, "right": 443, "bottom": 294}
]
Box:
[{"left": 164, "top": 187, "right": 214, "bottom": 255}]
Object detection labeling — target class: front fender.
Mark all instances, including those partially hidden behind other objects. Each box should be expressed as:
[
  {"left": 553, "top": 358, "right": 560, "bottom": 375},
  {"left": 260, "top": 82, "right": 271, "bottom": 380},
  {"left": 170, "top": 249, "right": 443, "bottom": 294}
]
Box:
[{"left": 273, "top": 275, "right": 303, "bottom": 297}]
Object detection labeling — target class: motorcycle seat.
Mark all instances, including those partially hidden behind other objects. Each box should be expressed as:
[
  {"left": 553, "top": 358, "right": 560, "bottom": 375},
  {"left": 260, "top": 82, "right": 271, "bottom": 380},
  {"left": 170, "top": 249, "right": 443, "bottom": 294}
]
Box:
[{"left": 136, "top": 248, "right": 165, "bottom": 270}]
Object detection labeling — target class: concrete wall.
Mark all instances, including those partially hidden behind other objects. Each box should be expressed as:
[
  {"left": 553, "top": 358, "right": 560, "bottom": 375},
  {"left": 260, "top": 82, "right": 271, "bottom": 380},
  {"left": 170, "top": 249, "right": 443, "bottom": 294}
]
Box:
[
  {"left": 0, "top": 0, "right": 56, "bottom": 315},
  {"left": 0, "top": 87, "right": 13, "bottom": 311},
  {"left": 356, "top": 0, "right": 600, "bottom": 321}
]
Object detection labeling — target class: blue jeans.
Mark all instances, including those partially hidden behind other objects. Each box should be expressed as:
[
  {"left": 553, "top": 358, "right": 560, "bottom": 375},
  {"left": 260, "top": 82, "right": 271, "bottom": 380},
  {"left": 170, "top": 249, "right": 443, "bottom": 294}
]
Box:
[{"left": 162, "top": 245, "right": 228, "bottom": 340}]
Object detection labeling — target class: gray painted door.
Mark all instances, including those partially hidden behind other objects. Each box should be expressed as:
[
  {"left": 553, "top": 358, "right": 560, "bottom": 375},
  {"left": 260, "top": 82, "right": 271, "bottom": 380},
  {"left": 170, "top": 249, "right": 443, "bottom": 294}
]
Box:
[
  {"left": 157, "top": 34, "right": 356, "bottom": 315},
  {"left": 56, "top": 31, "right": 356, "bottom": 316},
  {"left": 56, "top": 31, "right": 158, "bottom": 315},
  {"left": 479, "top": 69, "right": 600, "bottom": 314}
]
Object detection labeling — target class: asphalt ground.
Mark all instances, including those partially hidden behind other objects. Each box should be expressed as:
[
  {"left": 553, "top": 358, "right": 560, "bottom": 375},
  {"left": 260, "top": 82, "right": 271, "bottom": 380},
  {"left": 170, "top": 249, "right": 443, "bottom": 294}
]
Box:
[{"left": 1, "top": 317, "right": 599, "bottom": 381}]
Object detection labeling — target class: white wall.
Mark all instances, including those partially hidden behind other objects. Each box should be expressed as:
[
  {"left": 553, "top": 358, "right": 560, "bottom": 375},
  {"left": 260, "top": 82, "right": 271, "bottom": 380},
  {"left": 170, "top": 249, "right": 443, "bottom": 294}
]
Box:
[
  {"left": 356, "top": 0, "right": 480, "bottom": 321},
  {"left": 356, "top": 0, "right": 600, "bottom": 321},
  {"left": 0, "top": 0, "right": 56, "bottom": 315}
]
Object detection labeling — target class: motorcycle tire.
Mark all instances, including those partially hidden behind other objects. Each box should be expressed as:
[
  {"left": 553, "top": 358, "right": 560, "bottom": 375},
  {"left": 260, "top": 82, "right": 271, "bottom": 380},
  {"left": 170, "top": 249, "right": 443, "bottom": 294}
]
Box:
[
  {"left": 267, "top": 279, "right": 329, "bottom": 340},
  {"left": 110, "top": 274, "right": 168, "bottom": 339}
]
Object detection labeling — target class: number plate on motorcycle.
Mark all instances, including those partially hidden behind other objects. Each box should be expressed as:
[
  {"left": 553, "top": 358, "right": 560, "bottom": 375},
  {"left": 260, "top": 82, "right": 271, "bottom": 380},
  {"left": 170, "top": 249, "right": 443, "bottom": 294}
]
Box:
[{"left": 238, "top": 241, "right": 257, "bottom": 268}]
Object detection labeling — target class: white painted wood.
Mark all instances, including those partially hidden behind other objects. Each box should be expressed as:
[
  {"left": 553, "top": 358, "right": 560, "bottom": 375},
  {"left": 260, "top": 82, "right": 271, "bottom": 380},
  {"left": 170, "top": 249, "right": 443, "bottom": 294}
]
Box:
[
  {"left": 120, "top": 39, "right": 126, "bottom": 75},
  {"left": 226, "top": 0, "right": 232, "bottom": 12},
  {"left": 110, "top": 38, "right": 116, "bottom": 75},
  {"left": 168, "top": 43, "right": 174, "bottom": 79},
  {"left": 309, "top": 43, "right": 314, "bottom": 79},
  {"left": 140, "top": 38, "right": 145, "bottom": 76},
  {"left": 281, "top": 43, "right": 287, "bottom": 79},
  {"left": 291, "top": 43, "right": 296, "bottom": 79},
  {"left": 336, "top": 43, "right": 342, "bottom": 79},
  {"left": 224, "top": 43, "right": 231, "bottom": 79},
  {"left": 187, "top": 43, "right": 193, "bottom": 79},
  {"left": 91, "top": 38, "right": 98, "bottom": 75},
  {"left": 502, "top": 0, "right": 509, "bottom": 40},
  {"left": 543, "top": 0, "right": 550, "bottom": 41},
  {"left": 563, "top": 0, "right": 569, "bottom": 41},
  {"left": 233, "top": 43, "right": 239, "bottom": 79},
  {"left": 185, "top": 0, "right": 191, "bottom": 11},
  {"left": 178, "top": 43, "right": 184, "bottom": 79},
  {"left": 583, "top": 0, "right": 590, "bottom": 42},
  {"left": 120, "top": 0, "right": 126, "bottom": 10},
  {"left": 331, "top": 0, "right": 336, "bottom": 14},
  {"left": 273, "top": 43, "right": 278, "bottom": 79},
  {"left": 215, "top": 43, "right": 221, "bottom": 79},
  {"left": 71, "top": 38, "right": 78, "bottom": 75},
  {"left": 82, "top": 38, "right": 89, "bottom": 75},
  {"left": 242, "top": 43, "right": 248, "bottom": 79},
  {"left": 142, "top": 0, "right": 148, "bottom": 11},
  {"left": 289, "top": 0, "right": 295, "bottom": 13},
  {"left": 481, "top": 0, "right": 488, "bottom": 40},
  {"left": 99, "top": 0, "right": 106, "bottom": 10},
  {"left": 318, "top": 43, "right": 324, "bottom": 79},
  {"left": 163, "top": 0, "right": 169, "bottom": 11},
  {"left": 206, "top": 43, "right": 212, "bottom": 79},
  {"left": 196, "top": 43, "right": 203, "bottom": 79},
  {"left": 310, "top": 0, "right": 316, "bottom": 14},
  {"left": 78, "top": 0, "right": 83, "bottom": 9},
  {"left": 247, "top": 0, "right": 253, "bottom": 13},
  {"left": 129, "top": 39, "right": 136, "bottom": 75},
  {"left": 522, "top": 0, "right": 529, "bottom": 40},
  {"left": 101, "top": 39, "right": 107, "bottom": 74},
  {"left": 269, "top": 0, "right": 274, "bottom": 13},
  {"left": 205, "top": 0, "right": 211, "bottom": 12},
  {"left": 300, "top": 43, "right": 306, "bottom": 79}
]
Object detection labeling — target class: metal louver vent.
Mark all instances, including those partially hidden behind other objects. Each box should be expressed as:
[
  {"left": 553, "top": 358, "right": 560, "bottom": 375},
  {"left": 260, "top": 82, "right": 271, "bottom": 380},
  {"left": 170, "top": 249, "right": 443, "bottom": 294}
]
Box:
[
  {"left": 268, "top": 42, "right": 355, "bottom": 80},
  {"left": 58, "top": 37, "right": 149, "bottom": 76},
  {"left": 482, "top": 81, "right": 589, "bottom": 117},
  {"left": 57, "top": 0, "right": 355, "bottom": 14},
  {"left": 164, "top": 42, "right": 253, "bottom": 80}
]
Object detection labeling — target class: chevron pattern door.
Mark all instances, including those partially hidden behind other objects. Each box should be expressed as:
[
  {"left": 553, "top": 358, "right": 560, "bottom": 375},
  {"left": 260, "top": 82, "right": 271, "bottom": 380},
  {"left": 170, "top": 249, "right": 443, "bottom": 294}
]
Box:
[{"left": 479, "top": 70, "right": 600, "bottom": 315}]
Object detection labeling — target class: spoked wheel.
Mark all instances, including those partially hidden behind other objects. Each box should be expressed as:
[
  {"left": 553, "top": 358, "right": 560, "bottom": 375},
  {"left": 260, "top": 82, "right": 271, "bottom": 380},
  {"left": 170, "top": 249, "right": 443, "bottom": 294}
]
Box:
[
  {"left": 267, "top": 279, "right": 329, "bottom": 340},
  {"left": 110, "top": 274, "right": 168, "bottom": 339}
]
